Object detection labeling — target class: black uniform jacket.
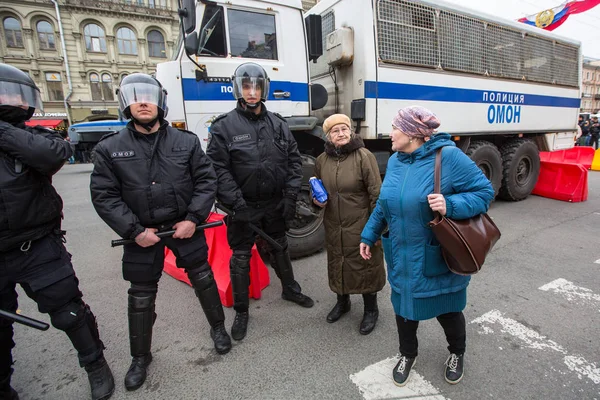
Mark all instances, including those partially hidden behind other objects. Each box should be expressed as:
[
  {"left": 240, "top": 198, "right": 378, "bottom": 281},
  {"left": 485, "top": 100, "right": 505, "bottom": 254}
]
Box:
[
  {"left": 90, "top": 121, "right": 217, "bottom": 240},
  {"left": 0, "top": 121, "right": 72, "bottom": 251},
  {"left": 206, "top": 102, "right": 302, "bottom": 210}
]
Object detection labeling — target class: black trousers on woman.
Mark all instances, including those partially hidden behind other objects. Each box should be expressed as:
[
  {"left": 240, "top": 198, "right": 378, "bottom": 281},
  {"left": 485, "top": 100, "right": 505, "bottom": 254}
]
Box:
[{"left": 395, "top": 312, "right": 466, "bottom": 358}]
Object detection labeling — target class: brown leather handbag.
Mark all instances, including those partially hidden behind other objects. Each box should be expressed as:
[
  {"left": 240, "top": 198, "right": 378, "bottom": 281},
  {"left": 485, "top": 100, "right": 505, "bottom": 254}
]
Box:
[{"left": 428, "top": 148, "right": 501, "bottom": 275}]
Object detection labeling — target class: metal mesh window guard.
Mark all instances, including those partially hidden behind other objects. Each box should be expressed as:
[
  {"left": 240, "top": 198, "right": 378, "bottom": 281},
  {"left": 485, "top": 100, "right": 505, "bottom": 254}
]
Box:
[
  {"left": 439, "top": 11, "right": 485, "bottom": 74},
  {"left": 375, "top": 0, "right": 579, "bottom": 88},
  {"left": 377, "top": 0, "right": 438, "bottom": 68},
  {"left": 310, "top": 11, "right": 335, "bottom": 78}
]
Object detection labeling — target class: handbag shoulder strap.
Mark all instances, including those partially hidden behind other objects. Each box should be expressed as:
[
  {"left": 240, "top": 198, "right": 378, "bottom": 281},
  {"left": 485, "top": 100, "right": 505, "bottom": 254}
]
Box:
[{"left": 434, "top": 148, "right": 442, "bottom": 194}]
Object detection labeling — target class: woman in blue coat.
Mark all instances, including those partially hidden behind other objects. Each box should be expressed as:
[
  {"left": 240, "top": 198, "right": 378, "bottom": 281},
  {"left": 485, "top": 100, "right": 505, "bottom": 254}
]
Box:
[{"left": 360, "top": 106, "right": 494, "bottom": 387}]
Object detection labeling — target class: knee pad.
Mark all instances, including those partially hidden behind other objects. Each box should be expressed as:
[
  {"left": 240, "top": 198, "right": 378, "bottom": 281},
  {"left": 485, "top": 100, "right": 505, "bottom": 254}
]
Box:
[
  {"left": 128, "top": 293, "right": 156, "bottom": 312},
  {"left": 49, "top": 299, "right": 86, "bottom": 332},
  {"left": 187, "top": 267, "right": 214, "bottom": 291},
  {"left": 231, "top": 252, "right": 251, "bottom": 272}
]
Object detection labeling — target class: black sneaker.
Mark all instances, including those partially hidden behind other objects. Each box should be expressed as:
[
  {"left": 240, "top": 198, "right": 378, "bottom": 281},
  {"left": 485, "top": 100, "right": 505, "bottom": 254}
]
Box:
[
  {"left": 392, "top": 355, "right": 416, "bottom": 387},
  {"left": 445, "top": 353, "right": 464, "bottom": 384}
]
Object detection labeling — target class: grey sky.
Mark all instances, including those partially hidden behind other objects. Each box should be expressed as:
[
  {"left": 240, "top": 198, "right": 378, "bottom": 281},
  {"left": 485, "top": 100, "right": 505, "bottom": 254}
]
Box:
[{"left": 442, "top": 0, "right": 600, "bottom": 58}]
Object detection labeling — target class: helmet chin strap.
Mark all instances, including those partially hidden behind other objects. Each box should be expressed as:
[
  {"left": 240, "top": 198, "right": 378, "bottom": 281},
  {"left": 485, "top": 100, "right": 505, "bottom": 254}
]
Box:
[
  {"left": 132, "top": 116, "right": 159, "bottom": 132},
  {"left": 240, "top": 98, "right": 260, "bottom": 109}
]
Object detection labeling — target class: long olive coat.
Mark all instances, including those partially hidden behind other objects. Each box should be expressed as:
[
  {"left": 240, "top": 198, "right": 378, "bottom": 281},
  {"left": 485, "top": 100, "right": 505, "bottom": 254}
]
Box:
[{"left": 315, "top": 136, "right": 386, "bottom": 295}]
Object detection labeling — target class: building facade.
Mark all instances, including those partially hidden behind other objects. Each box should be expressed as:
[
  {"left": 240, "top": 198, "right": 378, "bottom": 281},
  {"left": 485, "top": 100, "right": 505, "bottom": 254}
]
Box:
[
  {"left": 581, "top": 58, "right": 600, "bottom": 114},
  {"left": 0, "top": 0, "right": 179, "bottom": 127}
]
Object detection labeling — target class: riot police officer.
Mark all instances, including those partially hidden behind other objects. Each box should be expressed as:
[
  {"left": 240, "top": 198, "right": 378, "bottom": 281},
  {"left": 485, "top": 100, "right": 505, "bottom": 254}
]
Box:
[
  {"left": 0, "top": 63, "right": 114, "bottom": 400},
  {"left": 90, "top": 73, "right": 231, "bottom": 391},
  {"left": 207, "top": 62, "right": 314, "bottom": 342}
]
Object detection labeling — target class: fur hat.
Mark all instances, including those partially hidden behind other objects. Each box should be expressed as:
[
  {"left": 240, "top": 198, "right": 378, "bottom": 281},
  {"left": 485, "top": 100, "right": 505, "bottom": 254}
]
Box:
[{"left": 323, "top": 114, "right": 352, "bottom": 135}]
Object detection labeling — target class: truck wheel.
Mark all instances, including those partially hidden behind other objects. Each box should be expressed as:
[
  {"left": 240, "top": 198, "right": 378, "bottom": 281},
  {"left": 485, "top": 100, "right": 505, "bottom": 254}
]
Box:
[
  {"left": 466, "top": 140, "right": 502, "bottom": 197},
  {"left": 256, "top": 154, "right": 325, "bottom": 261},
  {"left": 499, "top": 139, "right": 540, "bottom": 201}
]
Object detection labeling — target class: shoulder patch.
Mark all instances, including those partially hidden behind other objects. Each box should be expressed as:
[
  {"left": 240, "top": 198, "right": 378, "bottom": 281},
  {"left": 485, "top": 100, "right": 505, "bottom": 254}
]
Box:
[{"left": 98, "top": 131, "right": 119, "bottom": 143}]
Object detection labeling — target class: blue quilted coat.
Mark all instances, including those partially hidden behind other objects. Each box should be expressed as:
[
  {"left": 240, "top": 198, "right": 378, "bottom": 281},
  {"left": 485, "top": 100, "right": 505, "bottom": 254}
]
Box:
[{"left": 361, "top": 133, "right": 494, "bottom": 320}]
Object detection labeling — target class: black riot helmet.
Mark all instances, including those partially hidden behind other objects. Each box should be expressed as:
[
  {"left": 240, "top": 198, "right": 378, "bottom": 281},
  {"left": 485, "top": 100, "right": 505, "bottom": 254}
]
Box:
[
  {"left": 0, "top": 63, "right": 43, "bottom": 123},
  {"left": 117, "top": 73, "right": 168, "bottom": 121},
  {"left": 232, "top": 62, "right": 270, "bottom": 109}
]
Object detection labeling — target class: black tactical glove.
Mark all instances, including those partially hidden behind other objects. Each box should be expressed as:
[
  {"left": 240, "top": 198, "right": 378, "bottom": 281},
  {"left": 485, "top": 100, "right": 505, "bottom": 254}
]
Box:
[
  {"left": 276, "top": 196, "right": 297, "bottom": 221},
  {"left": 232, "top": 207, "right": 253, "bottom": 223}
]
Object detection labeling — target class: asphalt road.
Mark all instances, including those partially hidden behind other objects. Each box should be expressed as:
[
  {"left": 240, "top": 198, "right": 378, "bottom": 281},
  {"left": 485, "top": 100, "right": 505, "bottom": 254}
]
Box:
[{"left": 10, "top": 163, "right": 600, "bottom": 400}]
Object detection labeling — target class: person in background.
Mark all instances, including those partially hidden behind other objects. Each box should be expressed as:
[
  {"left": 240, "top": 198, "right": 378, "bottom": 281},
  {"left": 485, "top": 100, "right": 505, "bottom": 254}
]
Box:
[
  {"left": 577, "top": 115, "right": 590, "bottom": 146},
  {"left": 313, "top": 114, "right": 386, "bottom": 335},
  {"left": 589, "top": 116, "right": 599, "bottom": 149},
  {"left": 0, "top": 63, "right": 114, "bottom": 400},
  {"left": 360, "top": 106, "right": 494, "bottom": 387},
  {"left": 90, "top": 73, "right": 231, "bottom": 392}
]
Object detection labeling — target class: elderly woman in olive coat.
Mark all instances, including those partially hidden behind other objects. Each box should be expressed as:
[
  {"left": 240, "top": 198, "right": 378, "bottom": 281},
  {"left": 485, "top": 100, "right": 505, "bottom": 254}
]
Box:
[{"left": 313, "top": 114, "right": 386, "bottom": 334}]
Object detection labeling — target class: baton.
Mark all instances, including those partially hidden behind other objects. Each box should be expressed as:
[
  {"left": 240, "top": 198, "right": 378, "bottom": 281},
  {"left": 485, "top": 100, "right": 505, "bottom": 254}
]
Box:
[
  {"left": 215, "top": 203, "right": 284, "bottom": 252},
  {"left": 111, "top": 220, "right": 224, "bottom": 247},
  {"left": 0, "top": 309, "right": 50, "bottom": 331}
]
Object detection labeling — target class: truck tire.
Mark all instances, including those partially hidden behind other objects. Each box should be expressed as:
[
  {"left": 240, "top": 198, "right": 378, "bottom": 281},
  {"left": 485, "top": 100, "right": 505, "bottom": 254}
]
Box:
[
  {"left": 499, "top": 139, "right": 540, "bottom": 201},
  {"left": 465, "top": 140, "right": 502, "bottom": 197},
  {"left": 256, "top": 154, "right": 325, "bottom": 261}
]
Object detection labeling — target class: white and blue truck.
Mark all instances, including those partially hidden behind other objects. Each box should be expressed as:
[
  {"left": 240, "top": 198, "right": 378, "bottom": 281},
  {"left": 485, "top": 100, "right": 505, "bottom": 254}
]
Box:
[{"left": 156, "top": 0, "right": 581, "bottom": 258}]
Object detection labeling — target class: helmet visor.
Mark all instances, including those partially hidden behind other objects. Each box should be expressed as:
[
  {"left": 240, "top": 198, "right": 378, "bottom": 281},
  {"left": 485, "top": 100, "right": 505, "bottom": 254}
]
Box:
[
  {"left": 233, "top": 77, "right": 268, "bottom": 102},
  {"left": 0, "top": 81, "right": 43, "bottom": 112},
  {"left": 118, "top": 82, "right": 166, "bottom": 112}
]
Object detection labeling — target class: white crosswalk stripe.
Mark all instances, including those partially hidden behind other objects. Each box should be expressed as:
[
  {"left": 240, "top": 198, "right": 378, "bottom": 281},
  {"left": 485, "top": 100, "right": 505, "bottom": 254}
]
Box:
[
  {"left": 350, "top": 356, "right": 448, "bottom": 400},
  {"left": 539, "top": 278, "right": 600, "bottom": 312},
  {"left": 471, "top": 310, "right": 600, "bottom": 384}
]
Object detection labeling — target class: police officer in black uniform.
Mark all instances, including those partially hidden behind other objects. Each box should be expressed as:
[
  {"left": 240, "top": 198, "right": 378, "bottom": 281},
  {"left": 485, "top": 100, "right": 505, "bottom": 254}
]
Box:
[
  {"left": 207, "top": 62, "right": 314, "bottom": 342},
  {"left": 0, "top": 63, "right": 114, "bottom": 400},
  {"left": 90, "top": 73, "right": 231, "bottom": 392}
]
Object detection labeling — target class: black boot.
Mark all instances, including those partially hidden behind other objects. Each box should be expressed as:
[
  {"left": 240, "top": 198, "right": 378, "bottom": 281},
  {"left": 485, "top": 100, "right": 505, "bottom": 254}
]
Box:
[
  {"left": 271, "top": 248, "right": 314, "bottom": 308},
  {"left": 229, "top": 254, "right": 250, "bottom": 341},
  {"left": 359, "top": 293, "right": 379, "bottom": 335},
  {"left": 231, "top": 311, "right": 249, "bottom": 341},
  {"left": 84, "top": 356, "right": 115, "bottom": 400},
  {"left": 124, "top": 292, "right": 155, "bottom": 391},
  {"left": 188, "top": 266, "right": 231, "bottom": 354},
  {"left": 326, "top": 295, "right": 351, "bottom": 323},
  {"left": 0, "top": 370, "right": 18, "bottom": 400},
  {"left": 124, "top": 354, "right": 153, "bottom": 391}
]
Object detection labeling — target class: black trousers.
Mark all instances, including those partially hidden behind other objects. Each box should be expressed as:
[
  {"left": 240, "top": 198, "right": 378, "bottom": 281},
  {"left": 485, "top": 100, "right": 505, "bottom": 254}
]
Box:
[
  {"left": 395, "top": 312, "right": 466, "bottom": 358},
  {"left": 121, "top": 230, "right": 210, "bottom": 284},
  {"left": 226, "top": 199, "right": 286, "bottom": 254}
]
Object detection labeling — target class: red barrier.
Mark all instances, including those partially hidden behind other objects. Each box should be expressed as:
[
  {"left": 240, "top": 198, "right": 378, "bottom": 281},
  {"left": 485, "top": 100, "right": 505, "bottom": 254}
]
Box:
[
  {"left": 532, "top": 161, "right": 588, "bottom": 202},
  {"left": 539, "top": 147, "right": 596, "bottom": 170},
  {"left": 163, "top": 213, "right": 270, "bottom": 307}
]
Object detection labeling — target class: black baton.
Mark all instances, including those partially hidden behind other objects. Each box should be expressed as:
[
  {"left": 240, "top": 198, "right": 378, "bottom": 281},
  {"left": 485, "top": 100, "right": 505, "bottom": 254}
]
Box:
[
  {"left": 215, "top": 203, "right": 284, "bottom": 252},
  {"left": 111, "top": 220, "right": 224, "bottom": 247},
  {"left": 0, "top": 309, "right": 50, "bottom": 331}
]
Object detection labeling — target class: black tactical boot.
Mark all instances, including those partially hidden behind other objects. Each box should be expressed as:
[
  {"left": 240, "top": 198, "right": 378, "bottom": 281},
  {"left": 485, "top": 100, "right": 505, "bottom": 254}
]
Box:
[
  {"left": 0, "top": 371, "right": 18, "bottom": 400},
  {"left": 188, "top": 266, "right": 231, "bottom": 354},
  {"left": 326, "top": 294, "right": 351, "bottom": 323},
  {"left": 125, "top": 292, "right": 156, "bottom": 391},
  {"left": 210, "top": 322, "right": 232, "bottom": 354},
  {"left": 359, "top": 293, "right": 379, "bottom": 335},
  {"left": 124, "top": 354, "right": 153, "bottom": 391},
  {"left": 271, "top": 250, "right": 314, "bottom": 308},
  {"left": 84, "top": 356, "right": 115, "bottom": 400},
  {"left": 445, "top": 353, "right": 464, "bottom": 384},
  {"left": 231, "top": 311, "right": 249, "bottom": 341}
]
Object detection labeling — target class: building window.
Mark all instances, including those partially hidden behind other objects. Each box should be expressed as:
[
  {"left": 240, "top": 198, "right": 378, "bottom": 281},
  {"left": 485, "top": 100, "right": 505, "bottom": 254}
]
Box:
[
  {"left": 102, "top": 73, "right": 114, "bottom": 100},
  {"left": 120, "top": 73, "right": 128, "bottom": 83},
  {"left": 3, "top": 17, "right": 23, "bottom": 48},
  {"left": 117, "top": 27, "right": 137, "bottom": 55},
  {"left": 147, "top": 30, "right": 166, "bottom": 57},
  {"left": 37, "top": 21, "right": 56, "bottom": 50},
  {"left": 148, "top": 0, "right": 166, "bottom": 8},
  {"left": 84, "top": 23, "right": 107, "bottom": 52},
  {"left": 90, "top": 73, "right": 102, "bottom": 100},
  {"left": 45, "top": 72, "right": 64, "bottom": 101}
]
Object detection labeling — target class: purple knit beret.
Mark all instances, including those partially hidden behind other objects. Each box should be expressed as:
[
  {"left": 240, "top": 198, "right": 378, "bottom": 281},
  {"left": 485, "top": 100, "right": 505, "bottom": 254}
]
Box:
[{"left": 392, "top": 106, "right": 441, "bottom": 138}]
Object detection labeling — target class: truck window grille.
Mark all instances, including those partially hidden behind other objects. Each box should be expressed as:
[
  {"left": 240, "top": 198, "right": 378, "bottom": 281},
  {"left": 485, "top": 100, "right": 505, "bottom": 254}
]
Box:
[
  {"left": 375, "top": 0, "right": 579, "bottom": 88},
  {"left": 309, "top": 10, "right": 336, "bottom": 78}
]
